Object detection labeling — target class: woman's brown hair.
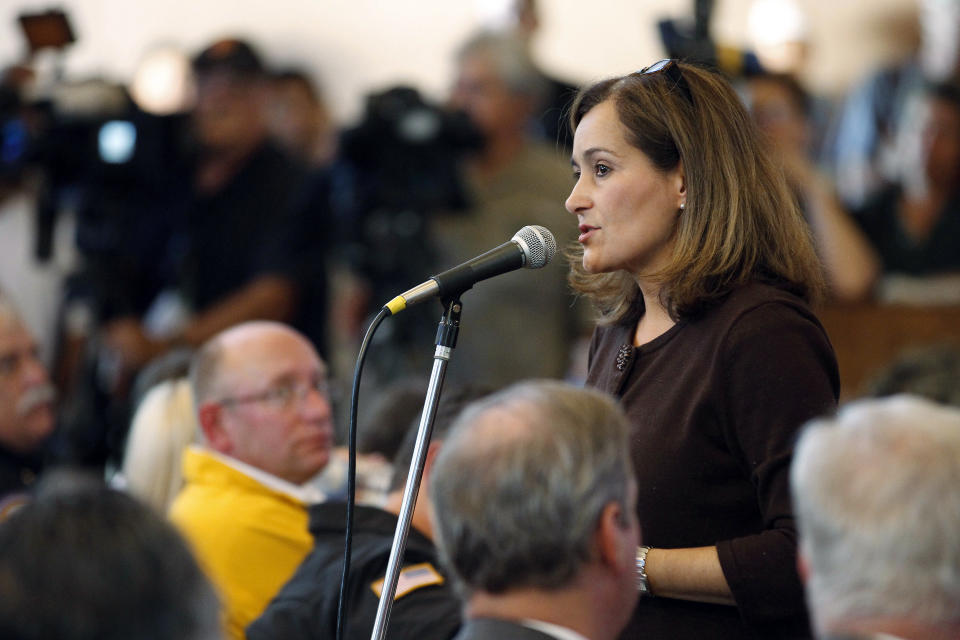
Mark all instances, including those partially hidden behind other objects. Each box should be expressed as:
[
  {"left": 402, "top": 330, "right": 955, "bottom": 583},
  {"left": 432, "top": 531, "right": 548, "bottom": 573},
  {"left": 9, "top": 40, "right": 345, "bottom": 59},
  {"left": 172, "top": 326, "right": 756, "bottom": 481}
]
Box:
[{"left": 567, "top": 61, "right": 825, "bottom": 326}]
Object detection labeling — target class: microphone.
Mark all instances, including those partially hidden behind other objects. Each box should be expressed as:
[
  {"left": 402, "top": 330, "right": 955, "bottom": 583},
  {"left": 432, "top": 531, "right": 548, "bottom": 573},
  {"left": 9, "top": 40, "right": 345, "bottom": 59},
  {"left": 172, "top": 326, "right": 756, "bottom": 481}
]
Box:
[{"left": 383, "top": 225, "right": 557, "bottom": 315}]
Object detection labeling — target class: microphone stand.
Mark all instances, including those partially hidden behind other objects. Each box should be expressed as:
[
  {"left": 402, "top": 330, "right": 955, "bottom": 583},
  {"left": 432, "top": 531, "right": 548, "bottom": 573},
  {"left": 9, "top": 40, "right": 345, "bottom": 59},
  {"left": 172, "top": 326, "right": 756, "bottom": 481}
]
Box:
[{"left": 369, "top": 296, "right": 462, "bottom": 640}]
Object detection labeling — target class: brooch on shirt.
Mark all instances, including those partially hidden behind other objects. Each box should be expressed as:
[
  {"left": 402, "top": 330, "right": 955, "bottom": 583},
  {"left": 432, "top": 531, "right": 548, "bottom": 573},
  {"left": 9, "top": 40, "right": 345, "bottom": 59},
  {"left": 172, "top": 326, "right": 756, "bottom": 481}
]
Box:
[{"left": 615, "top": 344, "right": 633, "bottom": 371}]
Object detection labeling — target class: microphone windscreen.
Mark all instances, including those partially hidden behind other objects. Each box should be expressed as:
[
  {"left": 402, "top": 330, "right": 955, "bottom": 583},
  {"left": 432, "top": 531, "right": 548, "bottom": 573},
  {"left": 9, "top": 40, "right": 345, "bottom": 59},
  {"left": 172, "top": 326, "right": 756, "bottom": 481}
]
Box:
[{"left": 513, "top": 225, "right": 556, "bottom": 269}]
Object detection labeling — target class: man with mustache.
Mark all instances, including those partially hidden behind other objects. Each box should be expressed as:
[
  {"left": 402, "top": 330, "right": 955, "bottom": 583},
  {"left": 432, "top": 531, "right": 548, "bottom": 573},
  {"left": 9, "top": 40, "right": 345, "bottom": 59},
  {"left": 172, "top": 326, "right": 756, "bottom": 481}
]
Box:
[{"left": 0, "top": 292, "right": 57, "bottom": 517}]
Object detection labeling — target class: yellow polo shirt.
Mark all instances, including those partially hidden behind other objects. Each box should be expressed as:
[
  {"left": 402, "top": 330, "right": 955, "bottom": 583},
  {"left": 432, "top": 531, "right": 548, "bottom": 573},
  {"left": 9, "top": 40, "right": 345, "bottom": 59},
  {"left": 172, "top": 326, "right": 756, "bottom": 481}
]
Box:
[{"left": 169, "top": 447, "right": 315, "bottom": 640}]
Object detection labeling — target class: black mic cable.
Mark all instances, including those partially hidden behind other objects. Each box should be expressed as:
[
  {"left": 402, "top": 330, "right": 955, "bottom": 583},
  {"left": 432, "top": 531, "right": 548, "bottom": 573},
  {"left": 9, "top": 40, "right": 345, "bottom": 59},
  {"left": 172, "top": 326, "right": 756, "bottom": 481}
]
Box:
[{"left": 335, "top": 307, "right": 388, "bottom": 640}]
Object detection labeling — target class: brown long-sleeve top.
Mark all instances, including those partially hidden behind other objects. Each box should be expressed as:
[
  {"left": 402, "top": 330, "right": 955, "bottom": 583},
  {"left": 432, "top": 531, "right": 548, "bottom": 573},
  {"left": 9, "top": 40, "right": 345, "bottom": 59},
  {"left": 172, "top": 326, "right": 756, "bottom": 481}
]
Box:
[{"left": 587, "top": 282, "right": 839, "bottom": 639}]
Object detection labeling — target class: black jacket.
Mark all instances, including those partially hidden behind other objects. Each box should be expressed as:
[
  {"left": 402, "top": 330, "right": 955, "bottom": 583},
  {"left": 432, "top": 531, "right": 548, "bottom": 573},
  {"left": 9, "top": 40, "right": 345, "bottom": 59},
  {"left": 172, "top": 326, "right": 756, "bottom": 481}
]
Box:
[
  {"left": 247, "top": 502, "right": 461, "bottom": 640},
  {"left": 453, "top": 618, "right": 562, "bottom": 640},
  {"left": 0, "top": 444, "right": 42, "bottom": 505}
]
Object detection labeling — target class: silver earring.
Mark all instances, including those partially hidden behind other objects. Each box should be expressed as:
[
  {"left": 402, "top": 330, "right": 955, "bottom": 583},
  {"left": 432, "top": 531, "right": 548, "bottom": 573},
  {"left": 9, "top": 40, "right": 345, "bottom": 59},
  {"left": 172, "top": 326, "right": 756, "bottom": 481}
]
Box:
[{"left": 679, "top": 202, "right": 686, "bottom": 212}]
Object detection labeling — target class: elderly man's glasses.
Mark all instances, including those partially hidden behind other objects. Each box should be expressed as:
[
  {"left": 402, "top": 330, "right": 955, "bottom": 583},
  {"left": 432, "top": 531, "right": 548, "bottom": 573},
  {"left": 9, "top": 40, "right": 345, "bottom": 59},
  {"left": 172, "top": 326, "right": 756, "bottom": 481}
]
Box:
[
  {"left": 636, "top": 58, "right": 693, "bottom": 105},
  {"left": 218, "top": 378, "right": 333, "bottom": 410}
]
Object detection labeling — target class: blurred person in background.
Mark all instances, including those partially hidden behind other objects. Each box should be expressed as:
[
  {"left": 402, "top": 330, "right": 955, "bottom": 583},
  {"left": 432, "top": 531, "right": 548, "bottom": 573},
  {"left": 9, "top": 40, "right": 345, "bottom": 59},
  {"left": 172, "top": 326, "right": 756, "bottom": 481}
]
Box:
[
  {"left": 850, "top": 81, "right": 960, "bottom": 303},
  {"left": 432, "top": 29, "right": 585, "bottom": 389},
  {"left": 119, "top": 377, "right": 197, "bottom": 513},
  {"left": 263, "top": 66, "right": 338, "bottom": 381},
  {"left": 742, "top": 72, "right": 881, "bottom": 301},
  {"left": 0, "top": 470, "right": 220, "bottom": 640},
  {"left": 102, "top": 38, "right": 326, "bottom": 388},
  {"left": 267, "top": 67, "right": 338, "bottom": 168},
  {"left": 68, "top": 38, "right": 333, "bottom": 479},
  {"left": 792, "top": 395, "right": 960, "bottom": 640},
  {"left": 0, "top": 292, "right": 57, "bottom": 512},
  {"left": 508, "top": 0, "right": 578, "bottom": 150},
  {"left": 826, "top": 0, "right": 960, "bottom": 209}
]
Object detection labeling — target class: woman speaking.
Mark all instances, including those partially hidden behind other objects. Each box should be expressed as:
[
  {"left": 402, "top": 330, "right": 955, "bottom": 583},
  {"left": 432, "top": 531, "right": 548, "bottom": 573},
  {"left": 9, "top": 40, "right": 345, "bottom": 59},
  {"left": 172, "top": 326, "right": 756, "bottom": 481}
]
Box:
[{"left": 566, "top": 59, "right": 838, "bottom": 638}]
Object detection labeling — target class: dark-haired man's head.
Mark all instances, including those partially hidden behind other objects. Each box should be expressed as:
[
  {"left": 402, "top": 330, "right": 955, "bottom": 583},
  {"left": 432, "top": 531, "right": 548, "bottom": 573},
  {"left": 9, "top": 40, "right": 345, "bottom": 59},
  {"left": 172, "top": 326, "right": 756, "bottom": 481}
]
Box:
[
  {"left": 0, "top": 471, "right": 219, "bottom": 640},
  {"left": 191, "top": 38, "right": 269, "bottom": 156},
  {"left": 266, "top": 68, "right": 336, "bottom": 165}
]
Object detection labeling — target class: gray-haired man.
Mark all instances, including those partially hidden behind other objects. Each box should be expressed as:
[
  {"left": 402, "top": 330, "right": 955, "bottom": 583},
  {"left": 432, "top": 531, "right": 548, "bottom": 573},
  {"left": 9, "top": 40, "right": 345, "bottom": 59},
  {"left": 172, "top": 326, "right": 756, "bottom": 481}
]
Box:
[
  {"left": 0, "top": 293, "right": 56, "bottom": 510},
  {"left": 429, "top": 380, "right": 640, "bottom": 640},
  {"left": 792, "top": 395, "right": 960, "bottom": 640}
]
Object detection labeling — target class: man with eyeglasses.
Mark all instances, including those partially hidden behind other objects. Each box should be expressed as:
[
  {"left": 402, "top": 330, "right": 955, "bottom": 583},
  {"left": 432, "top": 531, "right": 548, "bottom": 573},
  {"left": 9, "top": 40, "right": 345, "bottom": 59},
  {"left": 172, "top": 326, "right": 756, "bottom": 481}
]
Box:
[
  {"left": 0, "top": 292, "right": 57, "bottom": 517},
  {"left": 168, "top": 321, "right": 335, "bottom": 640},
  {"left": 247, "top": 385, "right": 489, "bottom": 640}
]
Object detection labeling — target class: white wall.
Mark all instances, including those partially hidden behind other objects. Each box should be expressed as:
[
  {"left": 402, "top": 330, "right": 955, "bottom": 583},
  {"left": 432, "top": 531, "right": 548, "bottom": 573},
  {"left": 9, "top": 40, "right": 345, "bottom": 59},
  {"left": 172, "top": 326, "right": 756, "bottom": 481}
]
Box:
[{"left": 1, "top": 0, "right": 921, "bottom": 125}]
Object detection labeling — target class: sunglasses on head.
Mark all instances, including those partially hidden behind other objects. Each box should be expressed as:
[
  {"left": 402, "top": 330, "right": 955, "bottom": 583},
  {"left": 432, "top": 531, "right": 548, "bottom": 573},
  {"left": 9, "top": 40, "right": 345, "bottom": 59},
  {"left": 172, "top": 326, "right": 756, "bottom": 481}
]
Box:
[{"left": 635, "top": 58, "right": 694, "bottom": 105}]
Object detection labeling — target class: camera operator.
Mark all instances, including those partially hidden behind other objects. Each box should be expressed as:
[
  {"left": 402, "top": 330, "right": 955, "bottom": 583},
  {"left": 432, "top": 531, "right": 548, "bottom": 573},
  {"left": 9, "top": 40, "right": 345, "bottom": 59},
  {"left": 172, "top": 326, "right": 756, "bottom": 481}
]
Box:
[{"left": 101, "top": 38, "right": 326, "bottom": 383}]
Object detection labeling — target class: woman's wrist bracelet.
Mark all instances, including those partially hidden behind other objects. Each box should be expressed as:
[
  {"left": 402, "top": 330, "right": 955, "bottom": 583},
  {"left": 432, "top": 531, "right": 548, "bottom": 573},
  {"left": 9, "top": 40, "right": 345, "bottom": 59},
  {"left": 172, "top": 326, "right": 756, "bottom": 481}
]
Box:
[{"left": 636, "top": 545, "right": 653, "bottom": 596}]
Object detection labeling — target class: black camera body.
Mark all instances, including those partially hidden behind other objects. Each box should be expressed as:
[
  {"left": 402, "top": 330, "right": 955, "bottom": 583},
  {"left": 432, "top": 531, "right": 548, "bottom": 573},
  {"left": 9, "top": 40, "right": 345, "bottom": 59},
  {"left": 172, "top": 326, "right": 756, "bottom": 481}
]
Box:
[{"left": 334, "top": 85, "right": 483, "bottom": 295}]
